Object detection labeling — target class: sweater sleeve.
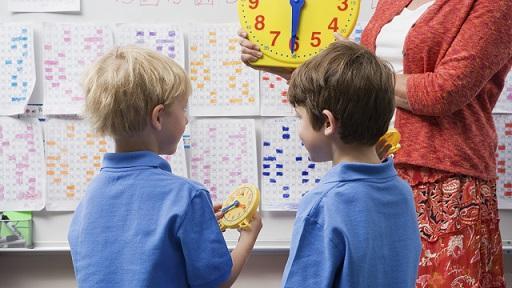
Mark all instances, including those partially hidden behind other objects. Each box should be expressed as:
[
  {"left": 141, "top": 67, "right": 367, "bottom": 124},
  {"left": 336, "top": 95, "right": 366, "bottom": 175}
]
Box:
[{"left": 406, "top": 0, "right": 512, "bottom": 116}]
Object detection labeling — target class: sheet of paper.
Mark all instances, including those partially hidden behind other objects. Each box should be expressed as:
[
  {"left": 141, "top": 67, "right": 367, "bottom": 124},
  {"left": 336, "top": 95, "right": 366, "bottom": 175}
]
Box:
[
  {"left": 0, "top": 117, "right": 45, "bottom": 211},
  {"left": 493, "top": 70, "right": 512, "bottom": 113},
  {"left": 160, "top": 138, "right": 188, "bottom": 178},
  {"left": 188, "top": 23, "right": 260, "bottom": 116},
  {"left": 189, "top": 119, "right": 258, "bottom": 202},
  {"left": 494, "top": 114, "right": 512, "bottom": 209},
  {"left": 115, "top": 24, "right": 185, "bottom": 68},
  {"left": 260, "top": 72, "right": 295, "bottom": 117},
  {"left": 261, "top": 118, "right": 331, "bottom": 211},
  {"left": 44, "top": 118, "right": 114, "bottom": 211},
  {"left": 8, "top": 0, "right": 80, "bottom": 12},
  {"left": 0, "top": 24, "right": 36, "bottom": 115},
  {"left": 42, "top": 23, "right": 114, "bottom": 115}
]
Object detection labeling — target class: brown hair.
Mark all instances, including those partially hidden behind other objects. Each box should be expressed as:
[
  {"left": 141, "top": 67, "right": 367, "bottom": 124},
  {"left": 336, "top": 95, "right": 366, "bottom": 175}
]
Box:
[
  {"left": 83, "top": 46, "right": 191, "bottom": 138},
  {"left": 288, "top": 41, "right": 395, "bottom": 145}
]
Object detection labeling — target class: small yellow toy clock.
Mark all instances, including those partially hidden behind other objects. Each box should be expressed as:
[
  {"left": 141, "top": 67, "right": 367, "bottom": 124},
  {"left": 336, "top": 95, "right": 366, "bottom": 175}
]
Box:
[
  {"left": 238, "top": 0, "right": 361, "bottom": 68},
  {"left": 219, "top": 184, "right": 260, "bottom": 232}
]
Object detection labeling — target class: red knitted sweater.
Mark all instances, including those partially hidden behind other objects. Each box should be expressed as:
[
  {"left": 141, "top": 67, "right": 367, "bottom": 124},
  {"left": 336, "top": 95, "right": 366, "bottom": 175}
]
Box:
[{"left": 362, "top": 0, "right": 512, "bottom": 180}]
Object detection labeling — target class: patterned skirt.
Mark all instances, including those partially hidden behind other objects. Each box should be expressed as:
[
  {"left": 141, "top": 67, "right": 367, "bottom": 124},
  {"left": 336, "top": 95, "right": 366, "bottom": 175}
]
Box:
[{"left": 396, "top": 164, "right": 505, "bottom": 288}]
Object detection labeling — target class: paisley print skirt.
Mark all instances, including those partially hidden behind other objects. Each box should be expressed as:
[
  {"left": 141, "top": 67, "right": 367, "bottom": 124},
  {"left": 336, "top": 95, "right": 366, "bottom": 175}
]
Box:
[{"left": 396, "top": 164, "right": 505, "bottom": 288}]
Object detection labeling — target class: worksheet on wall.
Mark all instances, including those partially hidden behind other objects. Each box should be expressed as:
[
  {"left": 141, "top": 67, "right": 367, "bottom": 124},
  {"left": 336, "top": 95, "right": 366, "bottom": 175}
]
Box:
[
  {"left": 115, "top": 23, "right": 185, "bottom": 68},
  {"left": 260, "top": 117, "right": 331, "bottom": 211},
  {"left": 0, "top": 117, "right": 45, "bottom": 211},
  {"left": 494, "top": 70, "right": 512, "bottom": 114},
  {"left": 0, "top": 23, "right": 36, "bottom": 116},
  {"left": 44, "top": 118, "right": 114, "bottom": 211},
  {"left": 494, "top": 114, "right": 512, "bottom": 209},
  {"left": 260, "top": 72, "right": 294, "bottom": 117},
  {"left": 7, "top": 0, "right": 80, "bottom": 12},
  {"left": 188, "top": 23, "right": 260, "bottom": 116},
  {"left": 42, "top": 23, "right": 114, "bottom": 115},
  {"left": 189, "top": 118, "right": 258, "bottom": 203}
]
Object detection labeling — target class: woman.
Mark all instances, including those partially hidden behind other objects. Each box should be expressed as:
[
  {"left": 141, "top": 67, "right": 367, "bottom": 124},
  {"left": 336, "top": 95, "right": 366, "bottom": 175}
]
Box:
[{"left": 240, "top": 0, "right": 511, "bottom": 286}]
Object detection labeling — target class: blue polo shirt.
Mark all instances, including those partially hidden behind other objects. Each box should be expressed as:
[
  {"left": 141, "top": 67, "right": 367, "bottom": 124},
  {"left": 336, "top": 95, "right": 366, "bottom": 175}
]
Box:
[
  {"left": 282, "top": 158, "right": 421, "bottom": 287},
  {"left": 68, "top": 151, "right": 232, "bottom": 288}
]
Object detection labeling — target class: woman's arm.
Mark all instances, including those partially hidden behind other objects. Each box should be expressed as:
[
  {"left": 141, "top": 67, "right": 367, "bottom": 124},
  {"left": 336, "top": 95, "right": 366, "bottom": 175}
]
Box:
[{"left": 404, "top": 0, "right": 512, "bottom": 116}]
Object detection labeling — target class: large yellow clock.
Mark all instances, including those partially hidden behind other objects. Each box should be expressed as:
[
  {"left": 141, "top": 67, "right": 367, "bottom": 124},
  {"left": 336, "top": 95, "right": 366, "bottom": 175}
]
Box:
[{"left": 238, "top": 0, "right": 361, "bottom": 68}]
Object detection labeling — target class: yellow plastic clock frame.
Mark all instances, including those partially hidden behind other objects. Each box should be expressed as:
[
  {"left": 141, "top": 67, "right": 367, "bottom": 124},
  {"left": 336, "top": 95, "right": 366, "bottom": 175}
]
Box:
[
  {"left": 238, "top": 0, "right": 361, "bottom": 68},
  {"left": 219, "top": 184, "right": 260, "bottom": 231}
]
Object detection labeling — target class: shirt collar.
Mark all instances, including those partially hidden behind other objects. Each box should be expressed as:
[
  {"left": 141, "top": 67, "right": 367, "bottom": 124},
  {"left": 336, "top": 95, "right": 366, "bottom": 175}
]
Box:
[
  {"left": 320, "top": 157, "right": 397, "bottom": 184},
  {"left": 102, "top": 151, "right": 171, "bottom": 173}
]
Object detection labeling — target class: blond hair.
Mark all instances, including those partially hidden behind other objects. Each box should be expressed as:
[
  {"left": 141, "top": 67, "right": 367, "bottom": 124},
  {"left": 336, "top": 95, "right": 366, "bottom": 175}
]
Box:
[{"left": 83, "top": 46, "right": 191, "bottom": 138}]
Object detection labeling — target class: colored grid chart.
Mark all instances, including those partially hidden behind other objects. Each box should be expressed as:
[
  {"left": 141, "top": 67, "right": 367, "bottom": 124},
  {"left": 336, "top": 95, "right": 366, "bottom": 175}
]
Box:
[
  {"left": 189, "top": 119, "right": 258, "bottom": 202},
  {"left": 261, "top": 118, "right": 331, "bottom": 211},
  {"left": 260, "top": 72, "right": 294, "bottom": 116},
  {"left": 42, "top": 23, "right": 114, "bottom": 115},
  {"left": 188, "top": 23, "right": 259, "bottom": 116},
  {"left": 0, "top": 117, "right": 45, "bottom": 211},
  {"left": 44, "top": 118, "right": 114, "bottom": 211},
  {"left": 493, "top": 70, "right": 512, "bottom": 113},
  {"left": 115, "top": 24, "right": 185, "bottom": 68},
  {"left": 0, "top": 24, "right": 36, "bottom": 115},
  {"left": 494, "top": 114, "right": 512, "bottom": 209}
]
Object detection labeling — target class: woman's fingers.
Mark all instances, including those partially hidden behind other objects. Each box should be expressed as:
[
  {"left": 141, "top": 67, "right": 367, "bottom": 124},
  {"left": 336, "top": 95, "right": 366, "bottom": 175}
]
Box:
[{"left": 333, "top": 32, "right": 349, "bottom": 42}]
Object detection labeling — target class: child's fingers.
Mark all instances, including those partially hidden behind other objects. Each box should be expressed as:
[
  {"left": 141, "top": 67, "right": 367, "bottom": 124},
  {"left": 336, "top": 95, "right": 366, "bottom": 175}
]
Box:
[
  {"left": 213, "top": 202, "right": 222, "bottom": 212},
  {"left": 215, "top": 211, "right": 224, "bottom": 221}
]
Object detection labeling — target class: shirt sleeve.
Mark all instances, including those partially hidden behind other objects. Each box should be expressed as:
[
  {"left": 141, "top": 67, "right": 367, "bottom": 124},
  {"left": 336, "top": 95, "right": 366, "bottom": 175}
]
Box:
[
  {"left": 407, "top": 0, "right": 512, "bottom": 116},
  {"left": 282, "top": 215, "right": 345, "bottom": 288},
  {"left": 176, "top": 189, "right": 232, "bottom": 288}
]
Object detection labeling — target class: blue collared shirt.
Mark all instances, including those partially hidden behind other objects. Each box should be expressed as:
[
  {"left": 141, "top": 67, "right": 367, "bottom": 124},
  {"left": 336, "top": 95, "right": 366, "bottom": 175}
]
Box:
[
  {"left": 68, "top": 151, "right": 232, "bottom": 288},
  {"left": 282, "top": 158, "right": 421, "bottom": 288}
]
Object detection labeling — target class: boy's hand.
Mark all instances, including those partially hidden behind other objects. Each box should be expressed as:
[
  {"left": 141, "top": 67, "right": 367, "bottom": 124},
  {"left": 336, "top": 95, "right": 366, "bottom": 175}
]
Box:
[
  {"left": 238, "top": 29, "right": 294, "bottom": 81},
  {"left": 376, "top": 139, "right": 392, "bottom": 161},
  {"left": 239, "top": 212, "right": 263, "bottom": 241},
  {"left": 213, "top": 203, "right": 224, "bottom": 221}
]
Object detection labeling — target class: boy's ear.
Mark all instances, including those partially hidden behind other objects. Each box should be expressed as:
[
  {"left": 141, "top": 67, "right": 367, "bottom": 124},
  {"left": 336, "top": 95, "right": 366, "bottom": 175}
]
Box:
[
  {"left": 151, "top": 104, "right": 165, "bottom": 131},
  {"left": 322, "top": 109, "right": 337, "bottom": 137}
]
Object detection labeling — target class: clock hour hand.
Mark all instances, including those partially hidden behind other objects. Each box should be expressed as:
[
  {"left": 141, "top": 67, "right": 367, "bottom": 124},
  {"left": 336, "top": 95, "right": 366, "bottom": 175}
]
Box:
[
  {"left": 290, "top": 0, "right": 305, "bottom": 55},
  {"left": 221, "top": 200, "right": 240, "bottom": 214}
]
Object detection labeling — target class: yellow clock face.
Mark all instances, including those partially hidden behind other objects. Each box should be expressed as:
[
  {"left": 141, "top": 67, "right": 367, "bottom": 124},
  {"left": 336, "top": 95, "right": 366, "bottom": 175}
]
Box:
[
  {"left": 238, "top": 0, "right": 360, "bottom": 68},
  {"left": 219, "top": 184, "right": 260, "bottom": 231}
]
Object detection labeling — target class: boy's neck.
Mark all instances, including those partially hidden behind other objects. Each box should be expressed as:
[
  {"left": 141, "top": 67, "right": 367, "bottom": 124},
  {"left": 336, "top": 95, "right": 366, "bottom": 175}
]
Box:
[
  {"left": 114, "top": 128, "right": 159, "bottom": 154},
  {"left": 331, "top": 142, "right": 381, "bottom": 166}
]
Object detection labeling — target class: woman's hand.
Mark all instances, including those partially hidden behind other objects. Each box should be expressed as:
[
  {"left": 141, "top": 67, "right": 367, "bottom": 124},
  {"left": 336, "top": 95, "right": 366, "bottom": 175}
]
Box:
[{"left": 238, "top": 29, "right": 295, "bottom": 81}]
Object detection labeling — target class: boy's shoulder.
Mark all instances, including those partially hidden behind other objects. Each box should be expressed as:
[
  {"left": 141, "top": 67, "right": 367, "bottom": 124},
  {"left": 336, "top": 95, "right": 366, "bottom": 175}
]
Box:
[{"left": 297, "top": 172, "right": 411, "bottom": 221}]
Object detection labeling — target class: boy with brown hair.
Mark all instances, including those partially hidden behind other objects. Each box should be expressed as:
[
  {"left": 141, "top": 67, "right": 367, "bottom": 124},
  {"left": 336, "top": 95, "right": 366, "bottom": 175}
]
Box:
[
  {"left": 281, "top": 41, "right": 421, "bottom": 287},
  {"left": 68, "top": 46, "right": 261, "bottom": 288}
]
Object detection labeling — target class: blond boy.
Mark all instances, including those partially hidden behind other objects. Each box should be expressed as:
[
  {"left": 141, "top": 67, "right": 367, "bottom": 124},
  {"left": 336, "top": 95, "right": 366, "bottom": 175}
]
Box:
[{"left": 68, "top": 46, "right": 261, "bottom": 288}]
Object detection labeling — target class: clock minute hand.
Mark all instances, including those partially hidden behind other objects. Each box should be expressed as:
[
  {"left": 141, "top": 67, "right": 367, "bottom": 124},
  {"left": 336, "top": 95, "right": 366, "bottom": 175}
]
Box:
[{"left": 290, "top": 0, "right": 305, "bottom": 55}]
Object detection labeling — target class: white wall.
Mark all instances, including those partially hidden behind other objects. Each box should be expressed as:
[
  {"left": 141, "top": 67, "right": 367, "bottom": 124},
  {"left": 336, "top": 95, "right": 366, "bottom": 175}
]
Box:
[{"left": 0, "top": 253, "right": 511, "bottom": 288}]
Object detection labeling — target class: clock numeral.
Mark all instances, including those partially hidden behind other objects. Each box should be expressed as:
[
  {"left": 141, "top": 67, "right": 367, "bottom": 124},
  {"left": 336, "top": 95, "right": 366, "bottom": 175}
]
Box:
[
  {"left": 310, "top": 32, "right": 322, "bottom": 47},
  {"left": 328, "top": 17, "right": 339, "bottom": 32},
  {"left": 270, "top": 31, "right": 281, "bottom": 46},
  {"left": 289, "top": 37, "right": 300, "bottom": 52},
  {"left": 337, "top": 0, "right": 349, "bottom": 11},
  {"left": 248, "top": 0, "right": 259, "bottom": 9},
  {"left": 255, "top": 15, "right": 265, "bottom": 31}
]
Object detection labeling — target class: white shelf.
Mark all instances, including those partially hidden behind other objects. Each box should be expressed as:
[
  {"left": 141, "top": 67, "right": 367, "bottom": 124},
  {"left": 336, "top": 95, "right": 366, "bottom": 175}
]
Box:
[{"left": 2, "top": 240, "right": 511, "bottom": 254}]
